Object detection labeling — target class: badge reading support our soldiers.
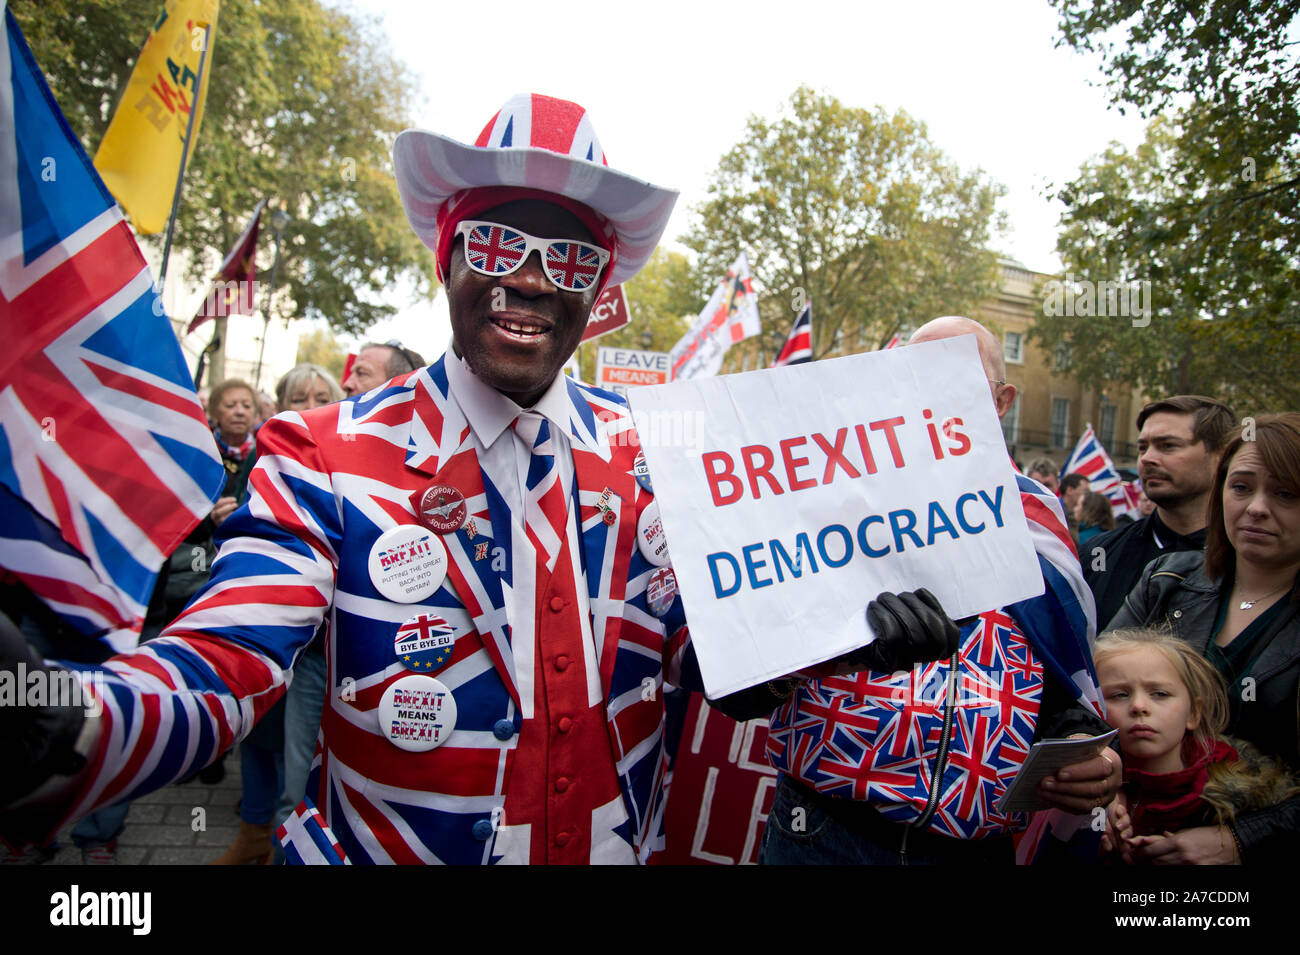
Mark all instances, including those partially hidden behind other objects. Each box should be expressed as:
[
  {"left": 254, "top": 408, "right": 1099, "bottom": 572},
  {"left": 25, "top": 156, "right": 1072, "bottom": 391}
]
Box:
[
  {"left": 633, "top": 450, "right": 653, "bottom": 493},
  {"left": 636, "top": 500, "right": 670, "bottom": 567},
  {"left": 394, "top": 612, "right": 456, "bottom": 672},
  {"left": 413, "top": 483, "right": 467, "bottom": 534},
  {"left": 646, "top": 567, "right": 677, "bottom": 617},
  {"left": 368, "top": 525, "right": 448, "bottom": 603},
  {"left": 378, "top": 674, "right": 457, "bottom": 752}
]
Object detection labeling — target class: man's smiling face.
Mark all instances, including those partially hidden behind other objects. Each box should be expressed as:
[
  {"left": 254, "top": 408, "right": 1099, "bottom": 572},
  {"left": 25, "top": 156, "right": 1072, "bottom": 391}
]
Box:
[{"left": 447, "top": 199, "right": 602, "bottom": 407}]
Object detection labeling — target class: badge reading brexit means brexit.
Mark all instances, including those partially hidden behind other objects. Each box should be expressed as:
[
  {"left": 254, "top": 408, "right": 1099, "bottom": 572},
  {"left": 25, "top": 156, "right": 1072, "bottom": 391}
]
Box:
[
  {"left": 368, "top": 525, "right": 449, "bottom": 603},
  {"left": 378, "top": 674, "right": 458, "bottom": 753},
  {"left": 395, "top": 612, "right": 456, "bottom": 672}
]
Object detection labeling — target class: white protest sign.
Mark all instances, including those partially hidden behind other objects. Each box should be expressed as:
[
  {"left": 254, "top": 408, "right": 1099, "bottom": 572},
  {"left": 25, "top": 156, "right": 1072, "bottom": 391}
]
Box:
[
  {"left": 628, "top": 335, "right": 1044, "bottom": 698},
  {"left": 595, "top": 347, "right": 670, "bottom": 396}
]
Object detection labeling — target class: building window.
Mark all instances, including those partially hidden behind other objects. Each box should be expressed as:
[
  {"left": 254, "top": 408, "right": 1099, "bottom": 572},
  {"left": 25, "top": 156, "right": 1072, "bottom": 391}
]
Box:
[
  {"left": 1001, "top": 392, "right": 1020, "bottom": 445},
  {"left": 1004, "top": 331, "right": 1024, "bottom": 364},
  {"left": 1050, "top": 397, "right": 1071, "bottom": 449},
  {"left": 1055, "top": 341, "right": 1072, "bottom": 371},
  {"left": 1099, "top": 400, "right": 1117, "bottom": 450}
]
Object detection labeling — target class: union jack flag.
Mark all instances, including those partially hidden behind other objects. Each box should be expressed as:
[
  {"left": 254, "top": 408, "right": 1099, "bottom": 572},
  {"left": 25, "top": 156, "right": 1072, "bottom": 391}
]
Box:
[
  {"left": 1060, "top": 424, "right": 1139, "bottom": 518},
  {"left": 771, "top": 301, "right": 812, "bottom": 367},
  {"left": 544, "top": 241, "right": 603, "bottom": 289},
  {"left": 465, "top": 225, "right": 525, "bottom": 274},
  {"left": 0, "top": 9, "right": 224, "bottom": 651},
  {"left": 1060, "top": 423, "right": 1121, "bottom": 488}
]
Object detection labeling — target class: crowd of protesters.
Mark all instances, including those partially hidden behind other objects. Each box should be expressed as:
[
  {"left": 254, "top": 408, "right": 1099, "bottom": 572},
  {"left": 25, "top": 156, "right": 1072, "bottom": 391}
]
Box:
[
  {"left": 0, "top": 83, "right": 1294, "bottom": 866},
  {"left": 5, "top": 349, "right": 1300, "bottom": 866}
]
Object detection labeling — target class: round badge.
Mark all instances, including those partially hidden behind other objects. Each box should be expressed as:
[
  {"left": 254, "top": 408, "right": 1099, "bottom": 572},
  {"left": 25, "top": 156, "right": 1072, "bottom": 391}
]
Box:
[
  {"left": 394, "top": 612, "right": 456, "bottom": 672},
  {"left": 416, "top": 483, "right": 467, "bottom": 534},
  {"left": 636, "top": 500, "right": 670, "bottom": 567},
  {"left": 633, "top": 451, "right": 653, "bottom": 493},
  {"left": 368, "top": 525, "right": 448, "bottom": 604},
  {"left": 378, "top": 674, "right": 457, "bottom": 752},
  {"left": 646, "top": 567, "right": 676, "bottom": 617},
  {"left": 602, "top": 509, "right": 616, "bottom": 526}
]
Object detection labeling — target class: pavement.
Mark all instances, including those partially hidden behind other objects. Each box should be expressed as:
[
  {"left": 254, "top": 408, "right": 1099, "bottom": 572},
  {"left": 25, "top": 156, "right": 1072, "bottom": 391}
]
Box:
[{"left": 34, "top": 745, "right": 250, "bottom": 866}]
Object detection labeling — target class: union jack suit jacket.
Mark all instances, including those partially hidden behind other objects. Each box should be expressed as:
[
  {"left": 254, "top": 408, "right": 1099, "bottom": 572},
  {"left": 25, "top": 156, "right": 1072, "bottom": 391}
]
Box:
[{"left": 63, "top": 356, "right": 692, "bottom": 864}]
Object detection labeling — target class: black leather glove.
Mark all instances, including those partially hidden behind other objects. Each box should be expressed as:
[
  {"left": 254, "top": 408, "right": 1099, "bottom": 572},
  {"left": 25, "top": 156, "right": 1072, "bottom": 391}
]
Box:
[
  {"left": 840, "top": 588, "right": 962, "bottom": 674},
  {"left": 0, "top": 611, "right": 88, "bottom": 810}
]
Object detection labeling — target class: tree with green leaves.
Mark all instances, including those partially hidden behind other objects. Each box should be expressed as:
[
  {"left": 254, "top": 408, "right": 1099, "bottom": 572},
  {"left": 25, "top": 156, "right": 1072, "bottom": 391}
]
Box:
[
  {"left": 683, "top": 86, "right": 1006, "bottom": 369},
  {"left": 1035, "top": 0, "right": 1299, "bottom": 410},
  {"left": 294, "top": 325, "right": 348, "bottom": 383},
  {"left": 574, "top": 247, "right": 695, "bottom": 378},
  {"left": 13, "top": 0, "right": 434, "bottom": 344}
]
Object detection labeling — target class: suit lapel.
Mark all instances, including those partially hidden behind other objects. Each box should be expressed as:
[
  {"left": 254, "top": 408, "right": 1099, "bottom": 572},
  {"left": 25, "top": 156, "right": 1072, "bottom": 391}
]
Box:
[
  {"left": 399, "top": 367, "right": 639, "bottom": 708},
  {"left": 404, "top": 359, "right": 522, "bottom": 707},
  {"left": 564, "top": 381, "right": 635, "bottom": 699}
]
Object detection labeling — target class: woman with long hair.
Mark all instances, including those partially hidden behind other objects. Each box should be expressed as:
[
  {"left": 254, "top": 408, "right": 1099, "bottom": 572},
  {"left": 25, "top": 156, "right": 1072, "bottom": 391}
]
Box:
[{"left": 1106, "top": 412, "right": 1300, "bottom": 863}]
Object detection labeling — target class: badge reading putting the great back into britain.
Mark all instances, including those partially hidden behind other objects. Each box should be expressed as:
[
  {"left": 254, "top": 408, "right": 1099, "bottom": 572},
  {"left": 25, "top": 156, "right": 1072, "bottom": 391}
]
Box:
[
  {"left": 636, "top": 500, "right": 670, "bottom": 567},
  {"left": 378, "top": 674, "right": 457, "bottom": 753},
  {"left": 394, "top": 612, "right": 456, "bottom": 672},
  {"left": 368, "top": 525, "right": 448, "bottom": 603},
  {"left": 413, "top": 483, "right": 467, "bottom": 534}
]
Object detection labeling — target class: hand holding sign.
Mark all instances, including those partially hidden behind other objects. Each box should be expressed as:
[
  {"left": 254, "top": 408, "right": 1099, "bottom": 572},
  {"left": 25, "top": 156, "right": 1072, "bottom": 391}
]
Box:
[
  {"left": 852, "top": 589, "right": 962, "bottom": 674},
  {"left": 629, "top": 336, "right": 1044, "bottom": 697}
]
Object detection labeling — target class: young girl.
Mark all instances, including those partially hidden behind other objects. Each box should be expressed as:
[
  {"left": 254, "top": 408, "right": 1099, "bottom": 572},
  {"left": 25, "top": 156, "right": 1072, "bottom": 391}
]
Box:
[{"left": 1094, "top": 628, "right": 1299, "bottom": 863}]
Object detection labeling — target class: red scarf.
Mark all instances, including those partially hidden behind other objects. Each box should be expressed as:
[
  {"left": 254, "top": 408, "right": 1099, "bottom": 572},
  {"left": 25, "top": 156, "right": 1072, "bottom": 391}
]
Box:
[
  {"left": 214, "top": 429, "right": 255, "bottom": 463},
  {"left": 1124, "top": 739, "right": 1238, "bottom": 835}
]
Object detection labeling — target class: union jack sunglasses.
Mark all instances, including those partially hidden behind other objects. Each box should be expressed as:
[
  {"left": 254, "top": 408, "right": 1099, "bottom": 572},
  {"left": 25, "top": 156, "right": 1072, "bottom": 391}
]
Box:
[{"left": 454, "top": 220, "right": 610, "bottom": 292}]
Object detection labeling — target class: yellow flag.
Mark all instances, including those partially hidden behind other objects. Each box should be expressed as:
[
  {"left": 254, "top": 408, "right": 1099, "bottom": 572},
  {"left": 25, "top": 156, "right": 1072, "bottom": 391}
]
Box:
[{"left": 94, "top": 0, "right": 220, "bottom": 234}]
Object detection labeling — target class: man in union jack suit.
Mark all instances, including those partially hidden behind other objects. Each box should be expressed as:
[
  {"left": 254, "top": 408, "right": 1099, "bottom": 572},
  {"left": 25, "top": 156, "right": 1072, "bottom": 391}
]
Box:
[
  {"left": 3, "top": 93, "right": 711, "bottom": 864},
  {"left": 3, "top": 100, "right": 1118, "bottom": 866},
  {"left": 721, "top": 316, "right": 1124, "bottom": 864}
]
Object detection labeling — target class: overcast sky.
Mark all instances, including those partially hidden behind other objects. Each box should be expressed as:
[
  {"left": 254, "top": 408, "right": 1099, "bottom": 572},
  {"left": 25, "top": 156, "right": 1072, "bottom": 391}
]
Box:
[{"left": 337, "top": 0, "right": 1150, "bottom": 357}]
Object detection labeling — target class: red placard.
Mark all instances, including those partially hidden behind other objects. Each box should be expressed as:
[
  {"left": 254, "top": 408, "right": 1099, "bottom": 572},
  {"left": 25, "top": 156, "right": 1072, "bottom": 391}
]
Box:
[
  {"left": 652, "top": 693, "right": 777, "bottom": 865},
  {"left": 581, "top": 284, "right": 631, "bottom": 342}
]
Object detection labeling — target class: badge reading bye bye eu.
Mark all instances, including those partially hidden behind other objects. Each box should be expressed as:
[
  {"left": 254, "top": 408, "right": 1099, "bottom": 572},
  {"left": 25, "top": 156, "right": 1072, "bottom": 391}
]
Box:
[
  {"left": 646, "top": 567, "right": 676, "bottom": 617},
  {"left": 394, "top": 612, "right": 455, "bottom": 672},
  {"left": 368, "top": 525, "right": 448, "bottom": 603},
  {"left": 378, "top": 674, "right": 457, "bottom": 752}
]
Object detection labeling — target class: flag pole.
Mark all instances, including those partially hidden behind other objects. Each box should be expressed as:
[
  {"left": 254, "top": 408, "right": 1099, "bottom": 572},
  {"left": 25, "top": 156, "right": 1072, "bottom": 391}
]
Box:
[
  {"left": 158, "top": 22, "right": 212, "bottom": 293},
  {"left": 252, "top": 215, "right": 286, "bottom": 390}
]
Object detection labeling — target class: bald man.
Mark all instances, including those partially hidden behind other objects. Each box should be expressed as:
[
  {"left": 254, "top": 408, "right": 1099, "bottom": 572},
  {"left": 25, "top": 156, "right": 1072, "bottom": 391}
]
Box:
[
  {"left": 910, "top": 315, "right": 1018, "bottom": 419},
  {"left": 743, "top": 315, "right": 1118, "bottom": 865}
]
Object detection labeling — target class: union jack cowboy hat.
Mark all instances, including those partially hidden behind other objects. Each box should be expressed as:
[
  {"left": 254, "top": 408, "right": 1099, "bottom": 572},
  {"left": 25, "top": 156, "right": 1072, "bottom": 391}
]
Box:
[{"left": 393, "top": 93, "right": 679, "bottom": 288}]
